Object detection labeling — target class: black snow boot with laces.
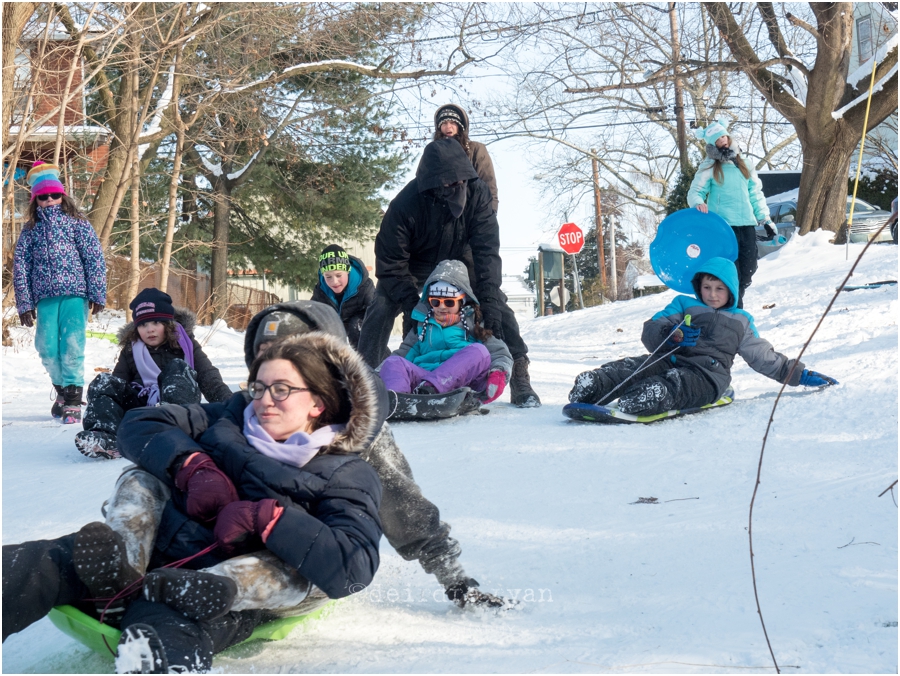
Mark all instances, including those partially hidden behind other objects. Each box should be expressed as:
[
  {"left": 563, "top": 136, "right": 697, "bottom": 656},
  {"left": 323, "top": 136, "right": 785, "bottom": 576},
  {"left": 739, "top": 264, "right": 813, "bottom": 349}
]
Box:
[
  {"left": 51, "top": 384, "right": 66, "bottom": 418},
  {"left": 61, "top": 384, "right": 84, "bottom": 425},
  {"left": 509, "top": 356, "right": 541, "bottom": 408}
]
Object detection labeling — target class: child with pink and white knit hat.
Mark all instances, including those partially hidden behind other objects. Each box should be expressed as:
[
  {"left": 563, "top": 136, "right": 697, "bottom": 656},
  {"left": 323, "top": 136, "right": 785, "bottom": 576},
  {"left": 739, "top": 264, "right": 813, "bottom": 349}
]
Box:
[{"left": 13, "top": 160, "right": 107, "bottom": 424}]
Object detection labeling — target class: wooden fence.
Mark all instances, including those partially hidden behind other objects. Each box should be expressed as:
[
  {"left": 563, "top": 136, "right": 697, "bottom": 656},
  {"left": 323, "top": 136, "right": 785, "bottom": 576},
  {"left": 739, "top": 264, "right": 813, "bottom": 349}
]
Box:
[{"left": 106, "top": 255, "right": 280, "bottom": 330}]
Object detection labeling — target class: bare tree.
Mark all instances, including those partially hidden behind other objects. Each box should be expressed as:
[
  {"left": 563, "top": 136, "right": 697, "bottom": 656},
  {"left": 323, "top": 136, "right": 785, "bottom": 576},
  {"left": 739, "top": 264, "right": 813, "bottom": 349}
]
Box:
[{"left": 703, "top": 2, "right": 898, "bottom": 237}]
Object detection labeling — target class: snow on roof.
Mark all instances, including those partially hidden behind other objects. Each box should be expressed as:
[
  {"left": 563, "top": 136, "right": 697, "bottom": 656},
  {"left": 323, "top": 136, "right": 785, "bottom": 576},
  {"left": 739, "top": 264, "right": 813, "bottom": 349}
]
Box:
[
  {"left": 634, "top": 274, "right": 664, "bottom": 290},
  {"left": 766, "top": 188, "right": 799, "bottom": 204},
  {"left": 501, "top": 274, "right": 534, "bottom": 298}
]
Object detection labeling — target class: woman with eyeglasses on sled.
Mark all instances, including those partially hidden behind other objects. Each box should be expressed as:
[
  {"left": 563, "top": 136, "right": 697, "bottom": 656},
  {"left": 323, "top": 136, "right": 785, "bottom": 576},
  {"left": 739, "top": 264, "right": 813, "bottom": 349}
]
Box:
[{"left": 377, "top": 259, "right": 512, "bottom": 404}]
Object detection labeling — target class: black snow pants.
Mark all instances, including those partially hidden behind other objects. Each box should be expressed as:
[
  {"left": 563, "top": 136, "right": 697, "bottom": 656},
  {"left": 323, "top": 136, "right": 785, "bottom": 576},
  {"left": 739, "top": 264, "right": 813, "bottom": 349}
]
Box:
[
  {"left": 732, "top": 225, "right": 758, "bottom": 309},
  {"left": 1, "top": 534, "right": 265, "bottom": 671},
  {"left": 358, "top": 282, "right": 527, "bottom": 369},
  {"left": 83, "top": 359, "right": 201, "bottom": 435},
  {"left": 571, "top": 355, "right": 718, "bottom": 416},
  {"left": 361, "top": 423, "right": 466, "bottom": 587}
]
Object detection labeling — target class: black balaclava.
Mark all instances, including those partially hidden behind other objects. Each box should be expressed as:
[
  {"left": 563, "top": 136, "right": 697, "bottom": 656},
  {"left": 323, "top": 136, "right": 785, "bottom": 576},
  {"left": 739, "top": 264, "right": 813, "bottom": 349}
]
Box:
[{"left": 437, "top": 181, "right": 467, "bottom": 218}]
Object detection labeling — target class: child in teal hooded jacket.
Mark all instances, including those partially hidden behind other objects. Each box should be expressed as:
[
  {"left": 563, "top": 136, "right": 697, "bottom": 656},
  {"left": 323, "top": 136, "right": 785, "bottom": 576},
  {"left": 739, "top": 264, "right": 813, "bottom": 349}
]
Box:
[
  {"left": 569, "top": 257, "right": 837, "bottom": 416},
  {"left": 378, "top": 259, "right": 512, "bottom": 403}
]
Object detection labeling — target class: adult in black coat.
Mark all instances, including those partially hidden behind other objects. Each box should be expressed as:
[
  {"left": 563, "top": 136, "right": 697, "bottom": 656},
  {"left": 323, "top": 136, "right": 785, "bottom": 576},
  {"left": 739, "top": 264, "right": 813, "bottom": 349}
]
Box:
[
  {"left": 357, "top": 138, "right": 503, "bottom": 367},
  {"left": 2, "top": 331, "right": 384, "bottom": 672}
]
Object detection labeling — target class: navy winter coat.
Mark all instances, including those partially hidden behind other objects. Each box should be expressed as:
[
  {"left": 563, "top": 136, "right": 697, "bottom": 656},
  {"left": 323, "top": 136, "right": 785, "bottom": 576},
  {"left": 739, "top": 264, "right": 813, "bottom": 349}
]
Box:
[{"left": 118, "top": 332, "right": 386, "bottom": 599}]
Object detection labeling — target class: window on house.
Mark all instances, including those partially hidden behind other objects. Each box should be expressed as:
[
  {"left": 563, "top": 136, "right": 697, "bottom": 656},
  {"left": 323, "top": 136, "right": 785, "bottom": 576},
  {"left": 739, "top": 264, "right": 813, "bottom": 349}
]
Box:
[{"left": 857, "top": 17, "right": 873, "bottom": 62}]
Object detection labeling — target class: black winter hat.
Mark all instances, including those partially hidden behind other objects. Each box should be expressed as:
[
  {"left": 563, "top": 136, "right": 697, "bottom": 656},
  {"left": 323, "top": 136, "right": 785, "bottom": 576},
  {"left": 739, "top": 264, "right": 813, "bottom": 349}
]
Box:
[
  {"left": 319, "top": 244, "right": 351, "bottom": 272},
  {"left": 130, "top": 288, "right": 175, "bottom": 326},
  {"left": 434, "top": 104, "right": 467, "bottom": 131}
]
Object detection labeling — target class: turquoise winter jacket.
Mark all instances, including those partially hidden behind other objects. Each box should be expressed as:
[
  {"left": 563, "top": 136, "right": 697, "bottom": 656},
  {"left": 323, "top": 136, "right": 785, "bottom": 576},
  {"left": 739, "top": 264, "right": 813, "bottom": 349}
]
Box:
[{"left": 687, "top": 153, "right": 768, "bottom": 227}]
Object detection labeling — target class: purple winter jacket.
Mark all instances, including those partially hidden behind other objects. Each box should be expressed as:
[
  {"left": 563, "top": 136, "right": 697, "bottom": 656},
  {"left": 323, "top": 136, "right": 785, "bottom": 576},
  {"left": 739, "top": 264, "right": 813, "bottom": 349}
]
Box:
[{"left": 13, "top": 205, "right": 107, "bottom": 314}]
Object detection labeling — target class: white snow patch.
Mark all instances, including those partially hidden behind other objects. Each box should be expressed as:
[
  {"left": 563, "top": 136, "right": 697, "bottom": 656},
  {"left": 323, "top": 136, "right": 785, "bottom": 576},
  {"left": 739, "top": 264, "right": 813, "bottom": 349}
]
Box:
[{"left": 833, "top": 63, "right": 899, "bottom": 119}]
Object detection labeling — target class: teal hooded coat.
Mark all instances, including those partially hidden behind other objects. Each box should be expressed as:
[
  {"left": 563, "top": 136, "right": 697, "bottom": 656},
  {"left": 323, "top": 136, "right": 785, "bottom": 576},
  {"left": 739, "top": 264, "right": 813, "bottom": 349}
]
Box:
[{"left": 687, "top": 146, "right": 769, "bottom": 227}]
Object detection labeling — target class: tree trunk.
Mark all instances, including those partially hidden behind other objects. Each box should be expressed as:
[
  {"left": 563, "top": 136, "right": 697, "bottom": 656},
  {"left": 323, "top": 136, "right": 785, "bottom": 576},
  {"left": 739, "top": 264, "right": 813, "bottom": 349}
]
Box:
[
  {"left": 210, "top": 179, "right": 231, "bottom": 320},
  {"left": 127, "top": 155, "right": 141, "bottom": 320},
  {"left": 159, "top": 123, "right": 184, "bottom": 294},
  {"left": 1, "top": 3, "right": 36, "bottom": 154},
  {"left": 795, "top": 134, "right": 857, "bottom": 237}
]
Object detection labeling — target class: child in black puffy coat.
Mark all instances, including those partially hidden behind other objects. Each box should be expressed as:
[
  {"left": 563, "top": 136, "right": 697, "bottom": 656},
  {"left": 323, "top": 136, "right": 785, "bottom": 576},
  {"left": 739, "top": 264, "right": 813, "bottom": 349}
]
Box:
[{"left": 74, "top": 288, "right": 233, "bottom": 459}]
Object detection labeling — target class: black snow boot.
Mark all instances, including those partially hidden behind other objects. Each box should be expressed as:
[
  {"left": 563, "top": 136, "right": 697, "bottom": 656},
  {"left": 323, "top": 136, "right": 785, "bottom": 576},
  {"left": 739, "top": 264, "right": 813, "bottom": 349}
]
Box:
[
  {"left": 617, "top": 378, "right": 674, "bottom": 416},
  {"left": 142, "top": 568, "right": 237, "bottom": 622},
  {"left": 509, "top": 357, "right": 541, "bottom": 408},
  {"left": 73, "top": 522, "right": 141, "bottom": 624},
  {"left": 61, "top": 384, "right": 84, "bottom": 425},
  {"left": 75, "top": 430, "right": 121, "bottom": 460},
  {"left": 51, "top": 384, "right": 65, "bottom": 419},
  {"left": 116, "top": 624, "right": 168, "bottom": 674},
  {"left": 568, "top": 369, "right": 604, "bottom": 404},
  {"left": 445, "top": 578, "right": 514, "bottom": 610}
]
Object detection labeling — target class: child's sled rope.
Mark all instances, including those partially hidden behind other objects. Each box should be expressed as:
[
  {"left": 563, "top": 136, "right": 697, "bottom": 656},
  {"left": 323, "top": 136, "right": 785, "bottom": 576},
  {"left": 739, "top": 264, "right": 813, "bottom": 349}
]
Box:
[
  {"left": 89, "top": 543, "right": 220, "bottom": 656},
  {"left": 595, "top": 316, "right": 690, "bottom": 404},
  {"left": 749, "top": 219, "right": 892, "bottom": 675}
]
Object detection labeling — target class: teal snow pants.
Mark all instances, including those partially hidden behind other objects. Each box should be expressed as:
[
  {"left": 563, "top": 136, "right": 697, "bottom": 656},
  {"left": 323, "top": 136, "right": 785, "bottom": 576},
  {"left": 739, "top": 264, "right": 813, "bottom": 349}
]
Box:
[{"left": 34, "top": 295, "right": 88, "bottom": 387}]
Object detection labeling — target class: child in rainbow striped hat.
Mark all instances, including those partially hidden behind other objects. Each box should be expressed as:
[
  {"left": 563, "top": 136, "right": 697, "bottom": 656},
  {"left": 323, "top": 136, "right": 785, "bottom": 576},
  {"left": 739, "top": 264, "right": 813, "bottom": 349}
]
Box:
[{"left": 13, "top": 160, "right": 107, "bottom": 424}]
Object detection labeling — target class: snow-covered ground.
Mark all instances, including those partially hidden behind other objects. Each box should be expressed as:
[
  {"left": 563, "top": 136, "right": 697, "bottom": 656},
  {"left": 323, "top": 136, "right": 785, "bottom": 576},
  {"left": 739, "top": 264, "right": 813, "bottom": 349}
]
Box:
[{"left": 3, "top": 232, "right": 897, "bottom": 673}]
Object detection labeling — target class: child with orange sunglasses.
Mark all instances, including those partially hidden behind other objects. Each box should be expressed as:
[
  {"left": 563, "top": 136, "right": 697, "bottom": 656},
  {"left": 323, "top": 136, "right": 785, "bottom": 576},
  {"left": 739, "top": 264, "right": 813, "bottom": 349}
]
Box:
[{"left": 377, "top": 260, "right": 511, "bottom": 402}]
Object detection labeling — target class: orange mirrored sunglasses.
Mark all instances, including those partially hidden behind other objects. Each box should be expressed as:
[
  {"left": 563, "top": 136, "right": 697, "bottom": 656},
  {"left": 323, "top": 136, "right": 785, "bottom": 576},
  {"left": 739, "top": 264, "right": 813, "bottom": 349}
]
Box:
[{"left": 428, "top": 295, "right": 464, "bottom": 308}]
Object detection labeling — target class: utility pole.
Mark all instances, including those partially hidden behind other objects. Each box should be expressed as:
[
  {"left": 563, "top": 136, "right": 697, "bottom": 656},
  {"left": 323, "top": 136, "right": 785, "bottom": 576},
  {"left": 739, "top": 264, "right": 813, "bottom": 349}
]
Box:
[
  {"left": 608, "top": 208, "right": 617, "bottom": 302},
  {"left": 591, "top": 149, "right": 607, "bottom": 291},
  {"left": 669, "top": 2, "right": 689, "bottom": 173}
]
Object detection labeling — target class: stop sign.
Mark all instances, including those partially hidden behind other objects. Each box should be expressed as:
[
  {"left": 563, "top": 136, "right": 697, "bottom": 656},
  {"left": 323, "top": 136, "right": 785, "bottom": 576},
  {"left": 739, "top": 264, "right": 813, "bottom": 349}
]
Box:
[{"left": 557, "top": 222, "right": 584, "bottom": 254}]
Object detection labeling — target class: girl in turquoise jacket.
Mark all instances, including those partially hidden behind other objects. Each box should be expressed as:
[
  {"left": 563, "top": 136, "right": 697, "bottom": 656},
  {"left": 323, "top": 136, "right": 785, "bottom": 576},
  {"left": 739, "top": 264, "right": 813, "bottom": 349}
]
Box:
[{"left": 687, "top": 120, "right": 775, "bottom": 309}]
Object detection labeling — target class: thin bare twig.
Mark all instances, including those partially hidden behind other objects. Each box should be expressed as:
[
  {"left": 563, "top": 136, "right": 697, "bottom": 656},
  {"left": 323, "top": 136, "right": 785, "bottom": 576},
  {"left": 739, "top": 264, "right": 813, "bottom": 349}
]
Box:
[
  {"left": 748, "top": 219, "right": 892, "bottom": 676},
  {"left": 663, "top": 497, "right": 700, "bottom": 502},
  {"left": 837, "top": 537, "right": 880, "bottom": 549},
  {"left": 878, "top": 480, "right": 897, "bottom": 498}
]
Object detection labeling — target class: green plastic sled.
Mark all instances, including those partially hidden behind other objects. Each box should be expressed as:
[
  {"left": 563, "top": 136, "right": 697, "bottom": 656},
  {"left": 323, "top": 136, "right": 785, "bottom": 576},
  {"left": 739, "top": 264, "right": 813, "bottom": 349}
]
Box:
[
  {"left": 48, "top": 601, "right": 334, "bottom": 659},
  {"left": 85, "top": 330, "right": 118, "bottom": 344}
]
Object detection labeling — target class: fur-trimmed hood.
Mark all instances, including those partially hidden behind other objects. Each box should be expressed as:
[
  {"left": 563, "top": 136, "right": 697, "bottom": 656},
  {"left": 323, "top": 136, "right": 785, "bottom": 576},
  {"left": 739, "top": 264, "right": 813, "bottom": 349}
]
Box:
[
  {"left": 117, "top": 306, "right": 197, "bottom": 345},
  {"left": 274, "top": 331, "right": 382, "bottom": 456}
]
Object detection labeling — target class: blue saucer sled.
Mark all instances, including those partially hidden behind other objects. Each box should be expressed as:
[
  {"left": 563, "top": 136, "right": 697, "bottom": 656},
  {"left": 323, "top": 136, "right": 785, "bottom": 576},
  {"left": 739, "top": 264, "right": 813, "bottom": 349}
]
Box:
[
  {"left": 48, "top": 602, "right": 333, "bottom": 659},
  {"left": 563, "top": 388, "right": 735, "bottom": 424},
  {"left": 649, "top": 209, "right": 738, "bottom": 293}
]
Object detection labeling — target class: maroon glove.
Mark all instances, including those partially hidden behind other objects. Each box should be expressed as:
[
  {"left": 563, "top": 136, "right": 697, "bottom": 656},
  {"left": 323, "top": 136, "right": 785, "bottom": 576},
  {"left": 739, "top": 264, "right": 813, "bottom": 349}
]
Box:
[
  {"left": 213, "top": 499, "right": 282, "bottom": 555},
  {"left": 483, "top": 370, "right": 507, "bottom": 403},
  {"left": 174, "top": 453, "right": 239, "bottom": 523},
  {"left": 18, "top": 310, "right": 35, "bottom": 327}
]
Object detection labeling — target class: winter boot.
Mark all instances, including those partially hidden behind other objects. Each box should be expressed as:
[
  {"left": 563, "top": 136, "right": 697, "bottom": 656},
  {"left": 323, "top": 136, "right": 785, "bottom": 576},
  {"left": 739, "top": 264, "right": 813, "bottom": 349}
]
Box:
[
  {"left": 104, "top": 468, "right": 171, "bottom": 575},
  {"left": 445, "top": 578, "right": 513, "bottom": 610},
  {"left": 51, "top": 384, "right": 66, "bottom": 419},
  {"left": 116, "top": 624, "right": 168, "bottom": 674},
  {"left": 73, "top": 522, "right": 142, "bottom": 624},
  {"left": 568, "top": 369, "right": 604, "bottom": 404},
  {"left": 414, "top": 381, "right": 438, "bottom": 395},
  {"left": 201, "top": 551, "right": 313, "bottom": 614},
  {"left": 509, "top": 357, "right": 541, "bottom": 408},
  {"left": 75, "top": 430, "right": 121, "bottom": 460},
  {"left": 617, "top": 378, "right": 674, "bottom": 416},
  {"left": 143, "top": 569, "right": 237, "bottom": 622},
  {"left": 61, "top": 385, "right": 84, "bottom": 424}
]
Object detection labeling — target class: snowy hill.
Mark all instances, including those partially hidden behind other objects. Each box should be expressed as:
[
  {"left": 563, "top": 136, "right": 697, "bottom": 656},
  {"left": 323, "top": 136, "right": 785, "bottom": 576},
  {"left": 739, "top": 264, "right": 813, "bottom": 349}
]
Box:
[{"left": 3, "top": 232, "right": 897, "bottom": 673}]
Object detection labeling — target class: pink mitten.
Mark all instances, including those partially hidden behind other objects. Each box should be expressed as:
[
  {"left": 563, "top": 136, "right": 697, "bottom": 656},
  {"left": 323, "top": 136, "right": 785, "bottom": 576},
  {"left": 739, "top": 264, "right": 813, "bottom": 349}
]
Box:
[{"left": 483, "top": 370, "right": 507, "bottom": 403}]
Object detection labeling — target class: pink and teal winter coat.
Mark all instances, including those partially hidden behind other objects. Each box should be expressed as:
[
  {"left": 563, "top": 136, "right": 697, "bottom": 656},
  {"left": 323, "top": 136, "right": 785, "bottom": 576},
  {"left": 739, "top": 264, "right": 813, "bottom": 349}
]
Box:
[{"left": 13, "top": 204, "right": 106, "bottom": 314}]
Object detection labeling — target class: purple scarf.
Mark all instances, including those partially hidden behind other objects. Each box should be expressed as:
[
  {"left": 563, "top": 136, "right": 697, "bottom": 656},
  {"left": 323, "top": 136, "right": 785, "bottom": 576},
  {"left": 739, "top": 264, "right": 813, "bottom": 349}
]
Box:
[
  {"left": 242, "top": 403, "right": 345, "bottom": 469},
  {"left": 132, "top": 323, "right": 195, "bottom": 405}
]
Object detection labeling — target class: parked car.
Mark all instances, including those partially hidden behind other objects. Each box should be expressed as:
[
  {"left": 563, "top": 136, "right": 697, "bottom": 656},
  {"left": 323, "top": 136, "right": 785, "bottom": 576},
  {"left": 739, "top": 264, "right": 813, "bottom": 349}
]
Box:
[
  {"left": 762, "top": 190, "right": 894, "bottom": 257},
  {"left": 888, "top": 197, "right": 898, "bottom": 245}
]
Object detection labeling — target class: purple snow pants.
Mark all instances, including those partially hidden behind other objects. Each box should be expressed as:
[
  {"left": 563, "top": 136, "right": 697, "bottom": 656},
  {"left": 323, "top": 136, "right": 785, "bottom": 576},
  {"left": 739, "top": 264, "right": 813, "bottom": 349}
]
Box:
[{"left": 380, "top": 343, "right": 491, "bottom": 394}]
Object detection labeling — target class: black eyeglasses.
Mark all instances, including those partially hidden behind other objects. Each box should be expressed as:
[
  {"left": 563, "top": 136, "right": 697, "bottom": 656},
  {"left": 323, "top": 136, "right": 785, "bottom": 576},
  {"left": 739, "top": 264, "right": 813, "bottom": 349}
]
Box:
[
  {"left": 247, "top": 381, "right": 310, "bottom": 401},
  {"left": 36, "top": 193, "right": 63, "bottom": 202},
  {"left": 428, "top": 297, "right": 463, "bottom": 308}
]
